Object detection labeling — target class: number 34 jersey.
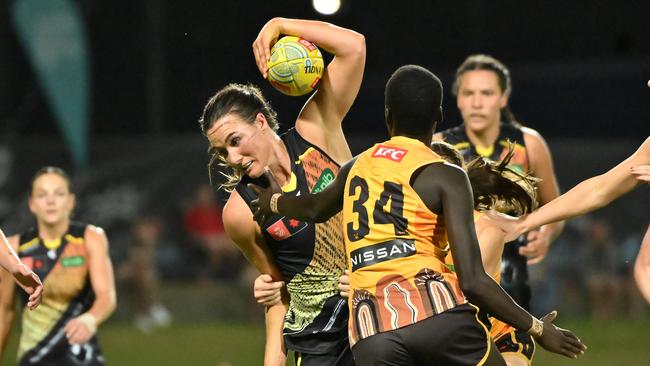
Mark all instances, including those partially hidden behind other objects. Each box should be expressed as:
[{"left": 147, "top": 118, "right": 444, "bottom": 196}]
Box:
[{"left": 343, "top": 136, "right": 468, "bottom": 346}]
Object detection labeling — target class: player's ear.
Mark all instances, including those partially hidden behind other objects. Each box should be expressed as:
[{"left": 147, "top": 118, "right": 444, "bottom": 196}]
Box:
[{"left": 255, "top": 113, "right": 267, "bottom": 128}]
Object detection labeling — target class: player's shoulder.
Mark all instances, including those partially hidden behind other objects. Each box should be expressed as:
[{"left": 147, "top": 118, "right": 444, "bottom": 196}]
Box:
[{"left": 222, "top": 191, "right": 257, "bottom": 237}]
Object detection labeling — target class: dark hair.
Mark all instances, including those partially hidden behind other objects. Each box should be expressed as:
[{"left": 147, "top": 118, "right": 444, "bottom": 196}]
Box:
[
  {"left": 466, "top": 148, "right": 539, "bottom": 216},
  {"left": 199, "top": 83, "right": 278, "bottom": 134},
  {"left": 430, "top": 141, "right": 464, "bottom": 167},
  {"left": 385, "top": 65, "right": 443, "bottom": 136},
  {"left": 430, "top": 142, "right": 538, "bottom": 216},
  {"left": 199, "top": 83, "right": 279, "bottom": 192},
  {"left": 30, "top": 166, "right": 74, "bottom": 195},
  {"left": 452, "top": 54, "right": 522, "bottom": 127}
]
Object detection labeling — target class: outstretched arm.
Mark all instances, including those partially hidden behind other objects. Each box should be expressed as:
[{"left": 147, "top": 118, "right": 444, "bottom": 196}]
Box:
[
  {"left": 251, "top": 158, "right": 356, "bottom": 224},
  {"left": 517, "top": 136, "right": 650, "bottom": 234},
  {"left": 413, "top": 162, "right": 585, "bottom": 358}
]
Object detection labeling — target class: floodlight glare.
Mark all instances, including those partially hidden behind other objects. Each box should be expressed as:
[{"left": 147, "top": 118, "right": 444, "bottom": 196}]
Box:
[{"left": 312, "top": 0, "right": 341, "bottom": 15}]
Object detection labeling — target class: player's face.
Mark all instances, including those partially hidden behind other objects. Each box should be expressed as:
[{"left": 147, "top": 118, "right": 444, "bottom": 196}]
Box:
[
  {"left": 29, "top": 173, "right": 75, "bottom": 226},
  {"left": 206, "top": 112, "right": 271, "bottom": 178},
  {"left": 456, "top": 70, "right": 508, "bottom": 133}
]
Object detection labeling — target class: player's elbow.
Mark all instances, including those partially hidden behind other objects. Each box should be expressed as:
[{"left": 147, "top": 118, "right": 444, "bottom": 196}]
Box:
[{"left": 459, "top": 272, "right": 491, "bottom": 303}]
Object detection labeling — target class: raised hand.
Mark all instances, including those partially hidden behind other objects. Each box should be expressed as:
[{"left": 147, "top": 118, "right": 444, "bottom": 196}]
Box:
[
  {"left": 13, "top": 262, "right": 43, "bottom": 310},
  {"left": 253, "top": 274, "right": 284, "bottom": 306},
  {"left": 534, "top": 310, "right": 587, "bottom": 359},
  {"left": 252, "top": 18, "right": 282, "bottom": 78},
  {"left": 248, "top": 168, "right": 283, "bottom": 225}
]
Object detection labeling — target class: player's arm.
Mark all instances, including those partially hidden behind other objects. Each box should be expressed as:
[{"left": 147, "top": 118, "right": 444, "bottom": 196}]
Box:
[
  {"left": 413, "top": 162, "right": 585, "bottom": 358},
  {"left": 0, "top": 230, "right": 42, "bottom": 310},
  {"left": 251, "top": 158, "right": 356, "bottom": 224},
  {"left": 223, "top": 192, "right": 288, "bottom": 366},
  {"left": 474, "top": 218, "right": 506, "bottom": 278},
  {"left": 252, "top": 18, "right": 365, "bottom": 163},
  {"left": 0, "top": 234, "right": 19, "bottom": 358},
  {"left": 517, "top": 136, "right": 650, "bottom": 234},
  {"left": 634, "top": 224, "right": 650, "bottom": 303},
  {"left": 521, "top": 128, "right": 565, "bottom": 264},
  {"left": 65, "top": 226, "right": 117, "bottom": 345}
]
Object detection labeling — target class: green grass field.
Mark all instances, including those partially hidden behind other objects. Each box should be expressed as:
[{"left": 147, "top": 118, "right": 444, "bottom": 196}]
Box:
[{"left": 3, "top": 318, "right": 649, "bottom": 365}]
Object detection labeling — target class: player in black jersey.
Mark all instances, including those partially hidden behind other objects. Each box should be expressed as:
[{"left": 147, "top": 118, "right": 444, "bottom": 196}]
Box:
[
  {"left": 436, "top": 54, "right": 564, "bottom": 304},
  {"left": 0, "top": 167, "right": 116, "bottom": 365},
  {"left": 435, "top": 55, "right": 565, "bottom": 366},
  {"left": 199, "top": 18, "right": 365, "bottom": 366}
]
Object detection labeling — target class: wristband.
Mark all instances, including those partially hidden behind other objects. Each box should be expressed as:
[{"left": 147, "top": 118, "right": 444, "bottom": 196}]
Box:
[
  {"left": 77, "top": 313, "right": 98, "bottom": 335},
  {"left": 527, "top": 316, "right": 544, "bottom": 338},
  {"left": 270, "top": 193, "right": 282, "bottom": 214}
]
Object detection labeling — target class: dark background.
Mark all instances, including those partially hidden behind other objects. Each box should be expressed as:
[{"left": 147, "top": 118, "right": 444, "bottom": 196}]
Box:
[{"left": 1, "top": 0, "right": 649, "bottom": 144}]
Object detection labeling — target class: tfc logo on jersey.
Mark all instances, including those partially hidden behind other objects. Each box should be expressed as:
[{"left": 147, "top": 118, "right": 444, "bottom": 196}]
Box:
[{"left": 371, "top": 145, "right": 408, "bottom": 162}]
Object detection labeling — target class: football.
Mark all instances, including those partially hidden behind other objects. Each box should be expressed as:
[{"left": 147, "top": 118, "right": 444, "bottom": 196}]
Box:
[{"left": 266, "top": 36, "right": 324, "bottom": 96}]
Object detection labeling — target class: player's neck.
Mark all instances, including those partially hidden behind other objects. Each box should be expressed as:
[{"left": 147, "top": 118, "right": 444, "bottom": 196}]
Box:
[
  {"left": 465, "top": 121, "right": 500, "bottom": 149},
  {"left": 38, "top": 220, "right": 70, "bottom": 241},
  {"left": 269, "top": 139, "right": 293, "bottom": 187}
]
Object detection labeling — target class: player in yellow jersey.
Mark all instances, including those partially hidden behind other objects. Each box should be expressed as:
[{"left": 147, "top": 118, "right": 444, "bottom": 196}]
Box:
[
  {"left": 0, "top": 167, "right": 116, "bottom": 365},
  {"left": 250, "top": 65, "right": 585, "bottom": 365}
]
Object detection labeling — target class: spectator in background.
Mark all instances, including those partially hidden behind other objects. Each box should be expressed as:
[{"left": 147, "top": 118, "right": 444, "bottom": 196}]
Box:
[
  {"left": 117, "top": 217, "right": 172, "bottom": 333},
  {"left": 183, "top": 184, "right": 241, "bottom": 280}
]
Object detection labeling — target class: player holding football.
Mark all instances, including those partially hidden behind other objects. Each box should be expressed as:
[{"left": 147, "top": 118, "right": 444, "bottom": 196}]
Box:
[
  {"left": 200, "top": 18, "right": 365, "bottom": 366},
  {"left": 250, "top": 65, "right": 585, "bottom": 366}
]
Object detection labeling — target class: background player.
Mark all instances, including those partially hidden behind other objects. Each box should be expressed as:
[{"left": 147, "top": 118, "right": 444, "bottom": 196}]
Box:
[
  {"left": 251, "top": 65, "right": 585, "bottom": 365},
  {"left": 493, "top": 135, "right": 650, "bottom": 302},
  {"left": 434, "top": 54, "right": 564, "bottom": 325},
  {"left": 199, "top": 17, "right": 365, "bottom": 366},
  {"left": 0, "top": 167, "right": 116, "bottom": 365}
]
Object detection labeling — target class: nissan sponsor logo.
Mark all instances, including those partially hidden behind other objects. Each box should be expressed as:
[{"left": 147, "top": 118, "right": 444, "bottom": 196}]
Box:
[
  {"left": 350, "top": 239, "right": 416, "bottom": 271},
  {"left": 371, "top": 145, "right": 408, "bottom": 162}
]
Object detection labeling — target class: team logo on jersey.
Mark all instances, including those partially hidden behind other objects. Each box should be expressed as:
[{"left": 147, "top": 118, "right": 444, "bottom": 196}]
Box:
[
  {"left": 371, "top": 145, "right": 408, "bottom": 162},
  {"left": 350, "top": 239, "right": 416, "bottom": 271},
  {"left": 20, "top": 256, "right": 44, "bottom": 271},
  {"left": 61, "top": 255, "right": 85, "bottom": 267},
  {"left": 312, "top": 168, "right": 335, "bottom": 193},
  {"left": 266, "top": 217, "right": 308, "bottom": 241}
]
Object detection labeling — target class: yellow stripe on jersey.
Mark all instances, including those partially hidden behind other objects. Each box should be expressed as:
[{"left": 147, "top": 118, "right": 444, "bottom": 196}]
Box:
[
  {"left": 64, "top": 234, "right": 84, "bottom": 245},
  {"left": 18, "top": 238, "right": 39, "bottom": 253}
]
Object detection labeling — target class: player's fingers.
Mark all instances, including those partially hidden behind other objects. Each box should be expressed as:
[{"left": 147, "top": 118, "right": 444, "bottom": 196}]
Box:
[
  {"left": 518, "top": 245, "right": 536, "bottom": 256},
  {"left": 248, "top": 183, "right": 262, "bottom": 194},
  {"left": 252, "top": 41, "right": 262, "bottom": 74},
  {"left": 527, "top": 255, "right": 545, "bottom": 265},
  {"left": 263, "top": 167, "right": 281, "bottom": 191},
  {"left": 526, "top": 230, "right": 539, "bottom": 241},
  {"left": 565, "top": 337, "right": 586, "bottom": 354}
]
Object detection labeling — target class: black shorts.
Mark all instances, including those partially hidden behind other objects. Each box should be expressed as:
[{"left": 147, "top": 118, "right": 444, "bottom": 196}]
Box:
[
  {"left": 494, "top": 329, "right": 535, "bottom": 365},
  {"left": 294, "top": 339, "right": 355, "bottom": 366},
  {"left": 351, "top": 304, "right": 491, "bottom": 366}
]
